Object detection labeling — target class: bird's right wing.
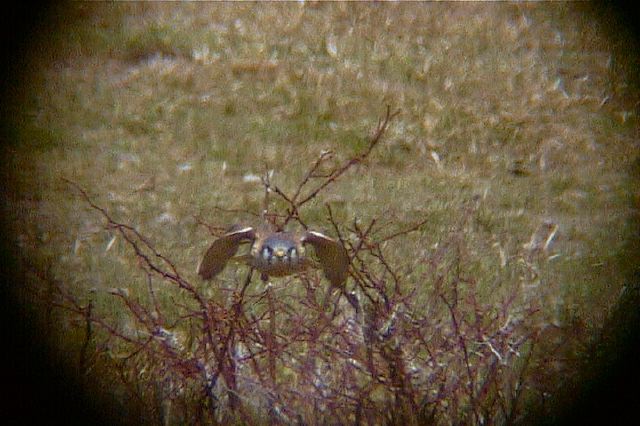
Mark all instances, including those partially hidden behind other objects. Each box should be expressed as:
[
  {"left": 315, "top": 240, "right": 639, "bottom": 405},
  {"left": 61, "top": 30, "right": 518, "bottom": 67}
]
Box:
[{"left": 197, "top": 226, "right": 256, "bottom": 280}]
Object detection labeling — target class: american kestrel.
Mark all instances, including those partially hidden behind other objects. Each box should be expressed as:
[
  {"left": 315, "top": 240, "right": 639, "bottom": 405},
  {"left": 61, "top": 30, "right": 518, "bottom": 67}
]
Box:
[{"left": 197, "top": 223, "right": 349, "bottom": 287}]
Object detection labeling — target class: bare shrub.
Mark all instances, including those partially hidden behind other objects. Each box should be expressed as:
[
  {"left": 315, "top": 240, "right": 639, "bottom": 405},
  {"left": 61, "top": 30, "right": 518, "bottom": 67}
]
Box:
[{"left": 43, "top": 108, "right": 550, "bottom": 425}]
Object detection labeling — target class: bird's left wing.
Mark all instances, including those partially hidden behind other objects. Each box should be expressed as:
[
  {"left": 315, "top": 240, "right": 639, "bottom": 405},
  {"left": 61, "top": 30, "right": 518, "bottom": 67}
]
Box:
[{"left": 301, "top": 231, "right": 349, "bottom": 287}]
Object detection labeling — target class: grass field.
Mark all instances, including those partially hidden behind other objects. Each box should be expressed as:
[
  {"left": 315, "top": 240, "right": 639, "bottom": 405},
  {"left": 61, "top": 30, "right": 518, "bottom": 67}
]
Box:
[{"left": 3, "top": 2, "right": 639, "bottom": 424}]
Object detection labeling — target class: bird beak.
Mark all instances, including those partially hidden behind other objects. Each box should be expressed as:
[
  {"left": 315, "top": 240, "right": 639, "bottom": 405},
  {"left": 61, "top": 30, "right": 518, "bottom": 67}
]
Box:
[{"left": 274, "top": 248, "right": 285, "bottom": 258}]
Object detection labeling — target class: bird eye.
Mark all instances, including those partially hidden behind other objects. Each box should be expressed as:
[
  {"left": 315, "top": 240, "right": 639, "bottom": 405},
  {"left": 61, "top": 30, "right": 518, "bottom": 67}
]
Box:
[
  {"left": 261, "top": 246, "right": 272, "bottom": 260},
  {"left": 288, "top": 247, "right": 297, "bottom": 262}
]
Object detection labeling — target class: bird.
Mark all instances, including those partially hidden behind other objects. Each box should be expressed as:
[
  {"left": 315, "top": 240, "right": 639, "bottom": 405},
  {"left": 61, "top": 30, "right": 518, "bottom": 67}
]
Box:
[{"left": 197, "top": 222, "right": 349, "bottom": 287}]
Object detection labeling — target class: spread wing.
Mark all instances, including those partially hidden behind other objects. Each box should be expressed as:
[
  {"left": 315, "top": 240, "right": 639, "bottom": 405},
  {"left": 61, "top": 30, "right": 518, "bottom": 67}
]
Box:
[
  {"left": 301, "top": 231, "right": 349, "bottom": 287},
  {"left": 197, "top": 226, "right": 256, "bottom": 280}
]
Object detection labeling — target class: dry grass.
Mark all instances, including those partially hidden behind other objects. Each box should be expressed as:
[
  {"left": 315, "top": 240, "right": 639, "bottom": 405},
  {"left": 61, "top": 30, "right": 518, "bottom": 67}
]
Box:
[{"left": 3, "top": 2, "right": 639, "bottom": 424}]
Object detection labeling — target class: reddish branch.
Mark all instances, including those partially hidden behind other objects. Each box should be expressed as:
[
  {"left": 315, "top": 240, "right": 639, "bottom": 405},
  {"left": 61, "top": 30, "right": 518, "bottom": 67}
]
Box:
[{"left": 257, "top": 106, "right": 402, "bottom": 229}]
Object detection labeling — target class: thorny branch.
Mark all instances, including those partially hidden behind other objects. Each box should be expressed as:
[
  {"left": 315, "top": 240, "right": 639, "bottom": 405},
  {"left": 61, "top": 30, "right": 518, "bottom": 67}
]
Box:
[{"left": 262, "top": 105, "right": 402, "bottom": 229}]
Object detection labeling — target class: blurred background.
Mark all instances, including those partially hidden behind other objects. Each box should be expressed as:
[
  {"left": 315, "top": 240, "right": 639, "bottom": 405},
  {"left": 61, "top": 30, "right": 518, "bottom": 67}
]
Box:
[{"left": 1, "top": 2, "right": 638, "bottom": 424}]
